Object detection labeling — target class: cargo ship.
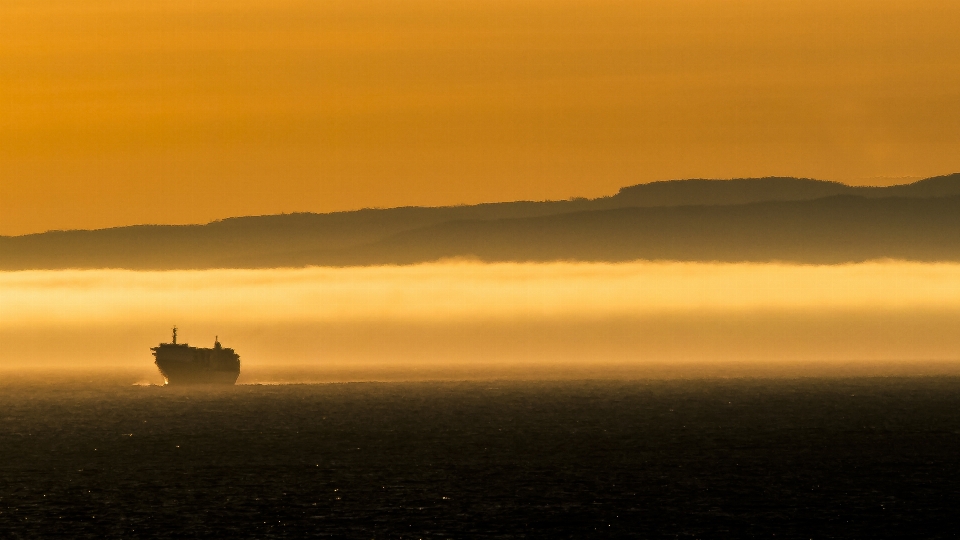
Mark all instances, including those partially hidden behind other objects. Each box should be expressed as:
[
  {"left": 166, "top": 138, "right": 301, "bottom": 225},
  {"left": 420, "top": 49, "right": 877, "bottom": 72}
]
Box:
[{"left": 152, "top": 327, "right": 241, "bottom": 385}]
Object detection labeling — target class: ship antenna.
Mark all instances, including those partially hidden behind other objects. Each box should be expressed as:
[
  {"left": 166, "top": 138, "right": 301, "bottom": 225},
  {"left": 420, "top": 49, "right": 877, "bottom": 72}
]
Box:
[{"left": 172, "top": 326, "right": 178, "bottom": 344}]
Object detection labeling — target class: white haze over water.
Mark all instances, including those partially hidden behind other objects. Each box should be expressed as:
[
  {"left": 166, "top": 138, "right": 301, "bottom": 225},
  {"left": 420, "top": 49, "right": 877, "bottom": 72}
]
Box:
[{"left": 2, "top": 261, "right": 960, "bottom": 381}]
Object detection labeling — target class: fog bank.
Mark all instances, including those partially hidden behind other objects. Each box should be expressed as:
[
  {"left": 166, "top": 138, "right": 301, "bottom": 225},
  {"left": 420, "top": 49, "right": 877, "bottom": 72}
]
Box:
[{"left": 2, "top": 261, "right": 959, "bottom": 381}]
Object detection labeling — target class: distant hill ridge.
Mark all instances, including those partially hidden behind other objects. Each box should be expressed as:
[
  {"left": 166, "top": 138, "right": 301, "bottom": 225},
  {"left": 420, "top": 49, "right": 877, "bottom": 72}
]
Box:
[
  {"left": 2, "top": 173, "right": 960, "bottom": 269},
  {"left": 610, "top": 174, "right": 960, "bottom": 206}
]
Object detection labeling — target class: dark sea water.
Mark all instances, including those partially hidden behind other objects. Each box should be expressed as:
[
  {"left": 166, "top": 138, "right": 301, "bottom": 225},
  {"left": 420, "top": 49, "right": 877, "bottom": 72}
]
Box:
[{"left": 3, "top": 376, "right": 960, "bottom": 538}]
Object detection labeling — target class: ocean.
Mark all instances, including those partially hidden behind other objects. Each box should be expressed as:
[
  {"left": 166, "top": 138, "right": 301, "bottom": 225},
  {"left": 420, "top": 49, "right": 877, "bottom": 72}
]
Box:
[
  {"left": 4, "top": 261, "right": 960, "bottom": 536},
  {"left": 3, "top": 376, "right": 960, "bottom": 538}
]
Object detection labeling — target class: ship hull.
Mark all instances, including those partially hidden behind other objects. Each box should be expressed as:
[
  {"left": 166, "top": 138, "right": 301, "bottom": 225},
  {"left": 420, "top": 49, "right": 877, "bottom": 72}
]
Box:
[{"left": 155, "top": 361, "right": 240, "bottom": 385}]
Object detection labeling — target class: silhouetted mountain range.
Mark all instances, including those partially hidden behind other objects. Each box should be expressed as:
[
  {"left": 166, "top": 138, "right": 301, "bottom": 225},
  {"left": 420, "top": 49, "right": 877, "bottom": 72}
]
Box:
[{"left": 3, "top": 174, "right": 960, "bottom": 269}]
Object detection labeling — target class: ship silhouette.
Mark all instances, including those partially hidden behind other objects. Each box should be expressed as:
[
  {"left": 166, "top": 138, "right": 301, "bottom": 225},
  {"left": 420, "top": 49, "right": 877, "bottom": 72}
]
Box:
[{"left": 152, "top": 327, "right": 241, "bottom": 385}]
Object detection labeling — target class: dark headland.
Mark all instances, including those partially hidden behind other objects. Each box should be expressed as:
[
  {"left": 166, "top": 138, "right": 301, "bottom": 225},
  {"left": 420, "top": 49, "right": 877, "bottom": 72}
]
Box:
[{"left": 3, "top": 173, "right": 960, "bottom": 269}]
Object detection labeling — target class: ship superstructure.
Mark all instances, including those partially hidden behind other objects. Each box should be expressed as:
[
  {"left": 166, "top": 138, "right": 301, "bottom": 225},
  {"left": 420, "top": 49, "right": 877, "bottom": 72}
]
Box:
[{"left": 152, "top": 327, "right": 241, "bottom": 385}]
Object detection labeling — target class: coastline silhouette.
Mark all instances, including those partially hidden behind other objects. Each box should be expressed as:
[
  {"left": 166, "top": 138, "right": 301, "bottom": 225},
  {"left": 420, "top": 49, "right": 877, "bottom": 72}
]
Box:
[{"left": 3, "top": 173, "right": 960, "bottom": 269}]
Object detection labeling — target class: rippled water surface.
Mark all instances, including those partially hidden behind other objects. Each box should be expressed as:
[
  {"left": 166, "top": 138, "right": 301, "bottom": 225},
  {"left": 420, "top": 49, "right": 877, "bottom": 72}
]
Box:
[{"left": 3, "top": 377, "right": 960, "bottom": 538}]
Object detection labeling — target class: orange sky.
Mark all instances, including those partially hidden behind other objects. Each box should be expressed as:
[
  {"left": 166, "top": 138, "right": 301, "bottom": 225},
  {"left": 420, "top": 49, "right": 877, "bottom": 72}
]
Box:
[{"left": 2, "top": 0, "right": 960, "bottom": 235}]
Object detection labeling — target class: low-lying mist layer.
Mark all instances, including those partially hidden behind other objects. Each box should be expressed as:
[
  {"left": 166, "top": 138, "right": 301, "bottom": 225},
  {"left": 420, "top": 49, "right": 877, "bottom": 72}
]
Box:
[{"left": 2, "top": 261, "right": 960, "bottom": 380}]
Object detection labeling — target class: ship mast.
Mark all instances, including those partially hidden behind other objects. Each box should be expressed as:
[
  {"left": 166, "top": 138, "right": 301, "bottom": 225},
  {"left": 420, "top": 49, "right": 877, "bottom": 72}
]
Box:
[{"left": 172, "top": 326, "right": 178, "bottom": 344}]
